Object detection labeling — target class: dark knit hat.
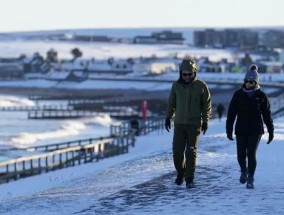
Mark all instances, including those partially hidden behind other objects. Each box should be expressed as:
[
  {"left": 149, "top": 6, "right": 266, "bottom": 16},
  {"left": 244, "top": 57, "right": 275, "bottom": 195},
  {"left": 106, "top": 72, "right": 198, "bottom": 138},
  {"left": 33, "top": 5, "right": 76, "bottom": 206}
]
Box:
[
  {"left": 244, "top": 64, "right": 259, "bottom": 84},
  {"left": 179, "top": 59, "right": 197, "bottom": 73}
]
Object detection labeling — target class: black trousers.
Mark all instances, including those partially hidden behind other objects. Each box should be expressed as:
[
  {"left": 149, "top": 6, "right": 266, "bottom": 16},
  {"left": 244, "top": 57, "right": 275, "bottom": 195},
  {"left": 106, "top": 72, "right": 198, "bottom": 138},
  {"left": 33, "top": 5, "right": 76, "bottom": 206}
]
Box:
[{"left": 236, "top": 134, "right": 262, "bottom": 177}]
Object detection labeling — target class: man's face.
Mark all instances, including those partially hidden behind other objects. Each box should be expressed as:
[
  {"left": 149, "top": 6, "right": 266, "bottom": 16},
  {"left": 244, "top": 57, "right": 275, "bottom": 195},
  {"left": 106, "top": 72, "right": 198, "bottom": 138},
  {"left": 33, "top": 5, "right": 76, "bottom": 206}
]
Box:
[{"left": 182, "top": 71, "right": 194, "bottom": 82}]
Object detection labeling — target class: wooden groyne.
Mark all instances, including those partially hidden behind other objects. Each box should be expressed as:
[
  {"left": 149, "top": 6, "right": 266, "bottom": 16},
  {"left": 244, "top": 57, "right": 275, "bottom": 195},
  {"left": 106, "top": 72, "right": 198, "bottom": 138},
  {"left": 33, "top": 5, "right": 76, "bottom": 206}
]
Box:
[
  {"left": 27, "top": 110, "right": 140, "bottom": 119},
  {"left": 28, "top": 93, "right": 123, "bottom": 101},
  {"left": 0, "top": 105, "right": 73, "bottom": 112},
  {"left": 27, "top": 110, "right": 159, "bottom": 120}
]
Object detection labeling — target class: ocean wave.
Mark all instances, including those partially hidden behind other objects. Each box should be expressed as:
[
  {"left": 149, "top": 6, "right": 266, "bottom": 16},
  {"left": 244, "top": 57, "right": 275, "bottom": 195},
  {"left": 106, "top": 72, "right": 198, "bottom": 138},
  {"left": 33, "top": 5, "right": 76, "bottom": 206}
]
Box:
[
  {"left": 11, "top": 121, "right": 86, "bottom": 147},
  {"left": 10, "top": 114, "right": 115, "bottom": 148},
  {"left": 80, "top": 114, "right": 113, "bottom": 127},
  {"left": 0, "top": 95, "right": 35, "bottom": 107}
]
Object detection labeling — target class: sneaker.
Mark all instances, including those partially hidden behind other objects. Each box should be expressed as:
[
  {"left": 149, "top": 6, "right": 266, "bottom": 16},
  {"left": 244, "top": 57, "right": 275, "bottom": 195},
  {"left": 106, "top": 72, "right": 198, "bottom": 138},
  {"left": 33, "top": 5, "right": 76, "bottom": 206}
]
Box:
[
  {"left": 246, "top": 176, "right": 254, "bottom": 189},
  {"left": 240, "top": 172, "right": 247, "bottom": 184},
  {"left": 175, "top": 174, "right": 184, "bottom": 185}
]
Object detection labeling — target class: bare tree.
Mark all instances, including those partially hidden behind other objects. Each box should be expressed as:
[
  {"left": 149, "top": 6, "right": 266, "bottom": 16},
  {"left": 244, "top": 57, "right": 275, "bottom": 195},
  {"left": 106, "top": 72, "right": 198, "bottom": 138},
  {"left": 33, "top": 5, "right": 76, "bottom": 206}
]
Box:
[
  {"left": 46, "top": 48, "right": 58, "bottom": 63},
  {"left": 70, "top": 48, "right": 83, "bottom": 62}
]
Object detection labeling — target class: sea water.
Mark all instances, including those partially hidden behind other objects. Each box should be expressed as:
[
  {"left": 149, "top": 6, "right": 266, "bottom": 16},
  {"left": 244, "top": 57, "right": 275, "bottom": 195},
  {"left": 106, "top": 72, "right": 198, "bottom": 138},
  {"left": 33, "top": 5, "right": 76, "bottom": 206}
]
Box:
[{"left": 0, "top": 95, "right": 112, "bottom": 161}]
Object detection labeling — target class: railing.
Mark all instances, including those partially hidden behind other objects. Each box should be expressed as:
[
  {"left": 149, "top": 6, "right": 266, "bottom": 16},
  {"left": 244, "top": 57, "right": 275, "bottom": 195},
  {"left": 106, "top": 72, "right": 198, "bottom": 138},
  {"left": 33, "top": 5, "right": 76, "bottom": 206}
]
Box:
[
  {"left": 269, "top": 91, "right": 284, "bottom": 119},
  {"left": 110, "top": 117, "right": 164, "bottom": 137},
  {"left": 272, "top": 107, "right": 284, "bottom": 119},
  {"left": 22, "top": 137, "right": 107, "bottom": 152},
  {"left": 0, "top": 137, "right": 130, "bottom": 184}
]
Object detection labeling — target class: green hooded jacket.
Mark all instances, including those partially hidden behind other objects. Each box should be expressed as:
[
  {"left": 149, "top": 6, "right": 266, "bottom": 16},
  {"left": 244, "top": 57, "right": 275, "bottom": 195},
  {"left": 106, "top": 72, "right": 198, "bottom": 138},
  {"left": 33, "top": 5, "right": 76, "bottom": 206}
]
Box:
[{"left": 166, "top": 76, "right": 211, "bottom": 126}]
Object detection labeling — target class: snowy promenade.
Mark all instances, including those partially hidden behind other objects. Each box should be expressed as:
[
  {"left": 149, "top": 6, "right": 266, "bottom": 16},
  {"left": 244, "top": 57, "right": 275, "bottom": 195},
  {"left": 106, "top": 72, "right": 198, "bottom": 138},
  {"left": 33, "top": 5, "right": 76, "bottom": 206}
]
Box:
[{"left": 0, "top": 118, "right": 284, "bottom": 215}]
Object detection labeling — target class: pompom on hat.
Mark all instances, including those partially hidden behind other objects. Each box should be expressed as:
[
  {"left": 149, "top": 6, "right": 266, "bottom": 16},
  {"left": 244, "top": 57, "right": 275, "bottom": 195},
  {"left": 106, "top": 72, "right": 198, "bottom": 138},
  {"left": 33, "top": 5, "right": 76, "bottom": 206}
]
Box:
[{"left": 244, "top": 64, "right": 259, "bottom": 84}]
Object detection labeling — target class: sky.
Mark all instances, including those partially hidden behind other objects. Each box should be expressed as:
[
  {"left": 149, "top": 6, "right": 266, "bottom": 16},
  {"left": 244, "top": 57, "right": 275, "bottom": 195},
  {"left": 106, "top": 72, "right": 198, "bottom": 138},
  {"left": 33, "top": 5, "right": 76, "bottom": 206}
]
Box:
[{"left": 0, "top": 0, "right": 284, "bottom": 33}]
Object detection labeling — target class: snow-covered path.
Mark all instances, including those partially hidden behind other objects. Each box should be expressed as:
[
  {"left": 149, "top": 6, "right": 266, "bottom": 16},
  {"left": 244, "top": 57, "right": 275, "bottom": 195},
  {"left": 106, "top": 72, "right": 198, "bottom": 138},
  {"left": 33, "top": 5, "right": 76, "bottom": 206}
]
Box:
[
  {"left": 79, "top": 168, "right": 284, "bottom": 215},
  {"left": 0, "top": 118, "right": 284, "bottom": 215}
]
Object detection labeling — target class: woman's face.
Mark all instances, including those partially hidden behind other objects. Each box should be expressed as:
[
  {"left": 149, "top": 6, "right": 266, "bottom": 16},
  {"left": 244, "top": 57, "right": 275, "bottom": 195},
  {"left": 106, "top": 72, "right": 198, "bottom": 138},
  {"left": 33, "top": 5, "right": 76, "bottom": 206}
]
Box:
[{"left": 244, "top": 79, "right": 256, "bottom": 89}]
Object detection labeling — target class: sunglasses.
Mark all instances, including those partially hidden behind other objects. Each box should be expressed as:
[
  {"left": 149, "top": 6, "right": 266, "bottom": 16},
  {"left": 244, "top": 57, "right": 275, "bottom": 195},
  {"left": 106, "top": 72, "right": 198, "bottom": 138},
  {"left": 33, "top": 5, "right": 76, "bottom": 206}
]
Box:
[
  {"left": 182, "top": 73, "right": 194, "bottom": 77},
  {"left": 244, "top": 80, "right": 255, "bottom": 84}
]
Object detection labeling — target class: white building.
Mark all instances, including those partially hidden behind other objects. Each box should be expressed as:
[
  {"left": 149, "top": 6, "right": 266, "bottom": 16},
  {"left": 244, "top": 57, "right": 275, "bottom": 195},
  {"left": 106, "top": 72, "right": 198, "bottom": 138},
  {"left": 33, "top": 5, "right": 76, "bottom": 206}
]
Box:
[
  {"left": 133, "top": 58, "right": 178, "bottom": 75},
  {"left": 279, "top": 49, "right": 284, "bottom": 64}
]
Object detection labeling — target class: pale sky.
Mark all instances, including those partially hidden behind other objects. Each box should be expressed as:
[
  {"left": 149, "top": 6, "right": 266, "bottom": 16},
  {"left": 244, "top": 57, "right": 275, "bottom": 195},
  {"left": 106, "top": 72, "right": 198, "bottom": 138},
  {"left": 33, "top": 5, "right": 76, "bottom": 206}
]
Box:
[{"left": 0, "top": 0, "right": 283, "bottom": 33}]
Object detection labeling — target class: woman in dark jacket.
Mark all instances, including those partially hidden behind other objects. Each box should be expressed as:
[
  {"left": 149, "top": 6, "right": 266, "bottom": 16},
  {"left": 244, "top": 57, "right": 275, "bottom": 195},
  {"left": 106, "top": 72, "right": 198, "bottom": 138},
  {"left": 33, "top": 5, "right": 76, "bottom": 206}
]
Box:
[{"left": 226, "top": 64, "right": 274, "bottom": 189}]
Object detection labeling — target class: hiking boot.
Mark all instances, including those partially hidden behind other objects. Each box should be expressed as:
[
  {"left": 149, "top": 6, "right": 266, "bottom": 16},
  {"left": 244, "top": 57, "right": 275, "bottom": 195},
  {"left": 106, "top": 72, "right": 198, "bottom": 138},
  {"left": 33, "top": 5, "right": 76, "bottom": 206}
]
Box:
[
  {"left": 175, "top": 174, "right": 184, "bottom": 185},
  {"left": 185, "top": 178, "right": 195, "bottom": 189},
  {"left": 246, "top": 176, "right": 254, "bottom": 189},
  {"left": 240, "top": 172, "right": 247, "bottom": 184},
  {"left": 186, "top": 181, "right": 195, "bottom": 189}
]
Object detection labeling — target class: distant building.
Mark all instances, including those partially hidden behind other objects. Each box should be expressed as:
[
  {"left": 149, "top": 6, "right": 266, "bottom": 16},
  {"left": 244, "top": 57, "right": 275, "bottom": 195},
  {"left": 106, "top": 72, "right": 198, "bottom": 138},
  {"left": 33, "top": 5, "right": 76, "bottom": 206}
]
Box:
[
  {"left": 237, "top": 30, "right": 259, "bottom": 50},
  {"left": 280, "top": 49, "right": 284, "bottom": 64},
  {"left": 48, "top": 58, "right": 133, "bottom": 76},
  {"left": 257, "top": 61, "right": 283, "bottom": 73},
  {"left": 194, "top": 28, "right": 258, "bottom": 49},
  {"left": 198, "top": 62, "right": 222, "bottom": 73},
  {"left": 223, "top": 29, "right": 239, "bottom": 47},
  {"left": 133, "top": 58, "right": 178, "bottom": 74},
  {"left": 0, "top": 57, "right": 24, "bottom": 79},
  {"left": 260, "top": 30, "right": 284, "bottom": 48},
  {"left": 40, "top": 69, "right": 88, "bottom": 82},
  {"left": 134, "top": 30, "right": 184, "bottom": 44},
  {"left": 23, "top": 53, "right": 49, "bottom": 73},
  {"left": 87, "top": 59, "right": 133, "bottom": 75},
  {"left": 0, "top": 62, "right": 24, "bottom": 79},
  {"left": 65, "top": 69, "right": 88, "bottom": 82},
  {"left": 194, "top": 29, "right": 223, "bottom": 48},
  {"left": 133, "top": 36, "right": 158, "bottom": 44},
  {"left": 73, "top": 35, "right": 112, "bottom": 42},
  {"left": 152, "top": 31, "right": 185, "bottom": 44},
  {"left": 193, "top": 31, "right": 205, "bottom": 47}
]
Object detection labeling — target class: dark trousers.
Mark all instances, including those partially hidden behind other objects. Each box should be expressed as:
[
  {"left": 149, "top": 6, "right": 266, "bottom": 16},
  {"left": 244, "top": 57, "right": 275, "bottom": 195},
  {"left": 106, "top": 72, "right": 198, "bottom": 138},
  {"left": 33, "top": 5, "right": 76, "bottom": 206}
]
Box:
[
  {"left": 172, "top": 124, "right": 201, "bottom": 180},
  {"left": 236, "top": 134, "right": 262, "bottom": 177}
]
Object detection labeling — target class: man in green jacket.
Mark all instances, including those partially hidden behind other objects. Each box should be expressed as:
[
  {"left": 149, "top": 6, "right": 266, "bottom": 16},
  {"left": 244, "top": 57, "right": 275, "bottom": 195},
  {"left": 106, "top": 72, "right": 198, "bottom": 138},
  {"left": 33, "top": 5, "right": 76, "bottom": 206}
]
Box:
[{"left": 165, "top": 58, "right": 211, "bottom": 189}]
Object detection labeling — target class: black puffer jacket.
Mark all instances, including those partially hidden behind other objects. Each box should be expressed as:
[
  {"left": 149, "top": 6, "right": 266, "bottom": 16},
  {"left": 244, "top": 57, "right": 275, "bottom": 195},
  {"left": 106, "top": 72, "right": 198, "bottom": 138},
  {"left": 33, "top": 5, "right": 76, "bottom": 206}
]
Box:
[{"left": 226, "top": 87, "right": 274, "bottom": 135}]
